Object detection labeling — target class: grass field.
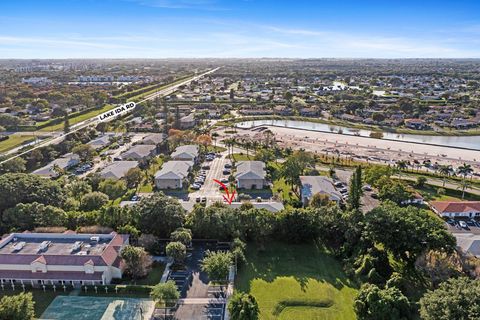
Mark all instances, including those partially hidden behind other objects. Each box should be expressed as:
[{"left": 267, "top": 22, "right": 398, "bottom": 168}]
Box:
[
  {"left": 236, "top": 242, "right": 358, "bottom": 320},
  {"left": 39, "top": 104, "right": 114, "bottom": 132},
  {"left": 0, "top": 134, "right": 35, "bottom": 153}
]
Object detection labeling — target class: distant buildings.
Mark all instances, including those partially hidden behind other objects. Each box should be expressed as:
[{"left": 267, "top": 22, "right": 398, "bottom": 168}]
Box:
[{"left": 0, "top": 231, "right": 128, "bottom": 287}]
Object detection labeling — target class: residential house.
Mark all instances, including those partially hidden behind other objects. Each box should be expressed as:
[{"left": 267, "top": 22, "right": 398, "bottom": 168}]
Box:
[
  {"left": 171, "top": 145, "right": 199, "bottom": 163},
  {"left": 0, "top": 231, "right": 128, "bottom": 287},
  {"left": 88, "top": 134, "right": 118, "bottom": 151},
  {"left": 154, "top": 161, "right": 193, "bottom": 189},
  {"left": 32, "top": 153, "right": 80, "bottom": 178},
  {"left": 299, "top": 176, "right": 342, "bottom": 206},
  {"left": 235, "top": 161, "right": 267, "bottom": 189},
  {"left": 180, "top": 113, "right": 197, "bottom": 129},
  {"left": 405, "top": 118, "right": 429, "bottom": 130},
  {"left": 430, "top": 201, "right": 480, "bottom": 218},
  {"left": 120, "top": 145, "right": 156, "bottom": 162},
  {"left": 100, "top": 161, "right": 138, "bottom": 180},
  {"left": 139, "top": 133, "right": 166, "bottom": 150}
]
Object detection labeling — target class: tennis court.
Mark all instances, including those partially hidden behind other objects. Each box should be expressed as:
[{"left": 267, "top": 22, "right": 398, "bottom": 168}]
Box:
[{"left": 40, "top": 296, "right": 155, "bottom": 320}]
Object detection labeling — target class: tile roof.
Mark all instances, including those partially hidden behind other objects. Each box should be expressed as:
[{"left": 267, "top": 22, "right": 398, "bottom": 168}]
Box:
[{"left": 430, "top": 201, "right": 480, "bottom": 213}]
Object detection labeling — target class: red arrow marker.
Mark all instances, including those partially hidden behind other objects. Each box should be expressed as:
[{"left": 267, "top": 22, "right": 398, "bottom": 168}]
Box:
[{"left": 213, "top": 179, "right": 236, "bottom": 205}]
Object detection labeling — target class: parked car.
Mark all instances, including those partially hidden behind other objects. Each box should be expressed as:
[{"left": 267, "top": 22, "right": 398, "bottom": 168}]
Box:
[
  {"left": 202, "top": 165, "right": 210, "bottom": 170},
  {"left": 131, "top": 195, "right": 139, "bottom": 201},
  {"left": 371, "top": 193, "right": 379, "bottom": 199},
  {"left": 195, "top": 197, "right": 201, "bottom": 203},
  {"left": 459, "top": 221, "right": 468, "bottom": 228},
  {"left": 190, "top": 184, "right": 201, "bottom": 190},
  {"left": 334, "top": 181, "right": 344, "bottom": 188},
  {"left": 220, "top": 178, "right": 228, "bottom": 183},
  {"left": 362, "top": 185, "right": 372, "bottom": 191},
  {"left": 201, "top": 197, "right": 207, "bottom": 203},
  {"left": 223, "top": 170, "right": 231, "bottom": 175}
]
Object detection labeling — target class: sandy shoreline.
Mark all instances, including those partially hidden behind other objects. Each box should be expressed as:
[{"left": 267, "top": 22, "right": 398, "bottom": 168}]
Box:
[{"left": 226, "top": 125, "right": 480, "bottom": 172}]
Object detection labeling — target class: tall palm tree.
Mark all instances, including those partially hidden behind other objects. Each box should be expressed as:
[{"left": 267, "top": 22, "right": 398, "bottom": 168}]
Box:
[
  {"left": 458, "top": 179, "right": 471, "bottom": 200},
  {"left": 438, "top": 165, "right": 453, "bottom": 187},
  {"left": 457, "top": 163, "right": 473, "bottom": 181},
  {"left": 457, "top": 163, "right": 474, "bottom": 198},
  {"left": 396, "top": 160, "right": 408, "bottom": 178}
]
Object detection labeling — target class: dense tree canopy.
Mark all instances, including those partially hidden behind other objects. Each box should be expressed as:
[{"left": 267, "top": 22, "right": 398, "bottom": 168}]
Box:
[
  {"left": 201, "top": 250, "right": 232, "bottom": 281},
  {"left": 0, "top": 173, "right": 65, "bottom": 213},
  {"left": 420, "top": 277, "right": 480, "bottom": 320},
  {"left": 133, "top": 192, "right": 186, "bottom": 238},
  {"left": 3, "top": 202, "right": 67, "bottom": 231},
  {"left": 0, "top": 292, "right": 35, "bottom": 320},
  {"left": 228, "top": 292, "right": 260, "bottom": 320},
  {"left": 354, "top": 283, "right": 411, "bottom": 320},
  {"left": 364, "top": 202, "right": 456, "bottom": 267},
  {"left": 120, "top": 245, "right": 152, "bottom": 279}
]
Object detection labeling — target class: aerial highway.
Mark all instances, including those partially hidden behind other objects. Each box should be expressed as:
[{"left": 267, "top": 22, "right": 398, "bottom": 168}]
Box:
[{"left": 0, "top": 67, "right": 220, "bottom": 164}]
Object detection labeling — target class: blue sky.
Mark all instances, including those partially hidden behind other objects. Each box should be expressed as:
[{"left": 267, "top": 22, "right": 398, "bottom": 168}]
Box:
[{"left": 2, "top": 0, "right": 480, "bottom": 58}]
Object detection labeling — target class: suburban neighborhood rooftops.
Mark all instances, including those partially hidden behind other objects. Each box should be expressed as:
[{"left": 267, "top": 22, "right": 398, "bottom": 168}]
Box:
[
  {"left": 430, "top": 201, "right": 480, "bottom": 214},
  {"left": 235, "top": 161, "right": 266, "bottom": 180},
  {"left": 100, "top": 161, "right": 138, "bottom": 180}
]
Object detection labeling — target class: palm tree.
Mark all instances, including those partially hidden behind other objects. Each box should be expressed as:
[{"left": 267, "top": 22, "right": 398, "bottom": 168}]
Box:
[
  {"left": 457, "top": 163, "right": 473, "bottom": 181},
  {"left": 458, "top": 179, "right": 472, "bottom": 200},
  {"left": 438, "top": 165, "right": 453, "bottom": 187},
  {"left": 457, "top": 163, "right": 474, "bottom": 199},
  {"left": 396, "top": 160, "right": 408, "bottom": 178}
]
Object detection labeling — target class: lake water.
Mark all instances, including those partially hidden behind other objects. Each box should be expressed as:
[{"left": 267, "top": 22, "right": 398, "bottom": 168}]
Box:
[{"left": 236, "top": 119, "right": 480, "bottom": 151}]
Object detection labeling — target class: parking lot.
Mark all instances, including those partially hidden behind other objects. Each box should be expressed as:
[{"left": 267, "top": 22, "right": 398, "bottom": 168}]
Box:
[
  {"left": 173, "top": 243, "right": 227, "bottom": 320},
  {"left": 333, "top": 168, "right": 380, "bottom": 211},
  {"left": 189, "top": 151, "right": 232, "bottom": 205},
  {"left": 445, "top": 218, "right": 480, "bottom": 235}
]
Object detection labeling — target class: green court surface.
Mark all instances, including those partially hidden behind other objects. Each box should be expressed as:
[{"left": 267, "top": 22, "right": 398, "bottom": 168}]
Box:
[{"left": 40, "top": 296, "right": 155, "bottom": 320}]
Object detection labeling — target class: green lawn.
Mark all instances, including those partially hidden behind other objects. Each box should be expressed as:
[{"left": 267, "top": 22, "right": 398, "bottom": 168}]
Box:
[
  {"left": 231, "top": 153, "right": 254, "bottom": 161},
  {"left": 39, "top": 104, "right": 114, "bottom": 132},
  {"left": 236, "top": 242, "right": 358, "bottom": 320},
  {"left": 0, "top": 134, "right": 35, "bottom": 152},
  {"left": 414, "top": 184, "right": 480, "bottom": 202}
]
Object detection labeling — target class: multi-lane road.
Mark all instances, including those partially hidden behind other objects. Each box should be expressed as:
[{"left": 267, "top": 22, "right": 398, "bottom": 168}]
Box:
[{"left": 0, "top": 67, "right": 219, "bottom": 164}]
